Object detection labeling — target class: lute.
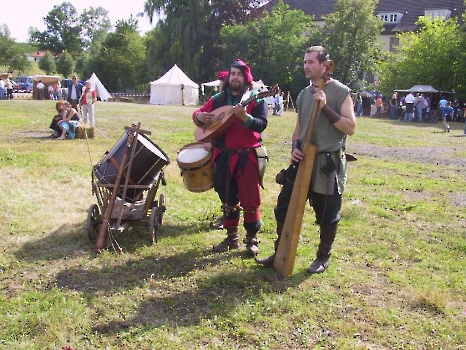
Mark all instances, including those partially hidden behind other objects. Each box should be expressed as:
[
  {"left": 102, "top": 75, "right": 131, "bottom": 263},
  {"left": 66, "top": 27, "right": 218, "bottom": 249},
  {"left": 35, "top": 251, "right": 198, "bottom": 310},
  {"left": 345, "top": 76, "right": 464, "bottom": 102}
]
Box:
[{"left": 194, "top": 86, "right": 278, "bottom": 143}]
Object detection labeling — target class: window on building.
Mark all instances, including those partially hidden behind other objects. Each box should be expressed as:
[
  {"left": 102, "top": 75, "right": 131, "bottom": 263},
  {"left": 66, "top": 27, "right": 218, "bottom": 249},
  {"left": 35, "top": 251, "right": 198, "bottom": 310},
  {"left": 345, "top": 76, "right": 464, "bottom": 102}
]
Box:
[
  {"left": 378, "top": 12, "right": 403, "bottom": 23},
  {"left": 425, "top": 9, "right": 452, "bottom": 20}
]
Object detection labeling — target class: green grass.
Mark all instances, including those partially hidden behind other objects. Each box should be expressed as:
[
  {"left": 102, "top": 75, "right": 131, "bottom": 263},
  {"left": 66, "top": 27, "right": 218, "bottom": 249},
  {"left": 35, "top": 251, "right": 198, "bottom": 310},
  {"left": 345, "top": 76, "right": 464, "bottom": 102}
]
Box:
[{"left": 0, "top": 100, "right": 465, "bottom": 349}]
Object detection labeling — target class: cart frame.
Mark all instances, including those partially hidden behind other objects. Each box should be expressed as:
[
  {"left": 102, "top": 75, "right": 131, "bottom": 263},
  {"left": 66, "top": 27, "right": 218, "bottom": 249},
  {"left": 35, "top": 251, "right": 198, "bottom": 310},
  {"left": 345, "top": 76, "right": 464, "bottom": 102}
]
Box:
[{"left": 87, "top": 123, "right": 168, "bottom": 252}]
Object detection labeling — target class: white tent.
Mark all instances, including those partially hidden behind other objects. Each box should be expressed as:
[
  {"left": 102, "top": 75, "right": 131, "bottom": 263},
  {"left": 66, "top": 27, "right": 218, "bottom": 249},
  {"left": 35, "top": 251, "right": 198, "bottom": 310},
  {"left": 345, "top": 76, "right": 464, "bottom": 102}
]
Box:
[
  {"left": 150, "top": 64, "right": 199, "bottom": 105},
  {"left": 88, "top": 73, "right": 112, "bottom": 101}
]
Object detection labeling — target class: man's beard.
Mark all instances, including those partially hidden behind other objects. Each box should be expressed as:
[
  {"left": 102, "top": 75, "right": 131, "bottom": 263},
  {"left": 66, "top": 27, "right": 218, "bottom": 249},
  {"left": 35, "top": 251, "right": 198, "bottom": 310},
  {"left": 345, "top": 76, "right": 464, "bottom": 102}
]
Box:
[{"left": 229, "top": 80, "right": 246, "bottom": 94}]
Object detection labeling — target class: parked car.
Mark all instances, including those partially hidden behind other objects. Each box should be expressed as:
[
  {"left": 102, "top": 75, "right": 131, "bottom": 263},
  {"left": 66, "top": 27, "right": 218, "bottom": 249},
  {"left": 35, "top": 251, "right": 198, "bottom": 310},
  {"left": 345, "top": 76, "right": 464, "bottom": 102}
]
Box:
[{"left": 15, "top": 75, "right": 34, "bottom": 92}]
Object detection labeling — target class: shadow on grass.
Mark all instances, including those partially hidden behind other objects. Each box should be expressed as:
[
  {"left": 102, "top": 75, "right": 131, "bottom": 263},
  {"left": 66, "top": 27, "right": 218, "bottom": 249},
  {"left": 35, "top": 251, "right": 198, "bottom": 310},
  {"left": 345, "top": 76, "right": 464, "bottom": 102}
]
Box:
[
  {"left": 49, "top": 244, "right": 311, "bottom": 332},
  {"left": 13, "top": 220, "right": 316, "bottom": 333},
  {"left": 13, "top": 219, "right": 215, "bottom": 261}
]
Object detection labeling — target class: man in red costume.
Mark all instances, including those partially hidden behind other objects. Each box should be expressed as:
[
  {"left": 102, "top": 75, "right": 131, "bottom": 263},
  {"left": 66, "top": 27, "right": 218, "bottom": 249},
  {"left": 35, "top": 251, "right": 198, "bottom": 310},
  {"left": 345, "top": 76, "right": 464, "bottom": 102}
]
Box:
[{"left": 193, "top": 59, "right": 268, "bottom": 256}]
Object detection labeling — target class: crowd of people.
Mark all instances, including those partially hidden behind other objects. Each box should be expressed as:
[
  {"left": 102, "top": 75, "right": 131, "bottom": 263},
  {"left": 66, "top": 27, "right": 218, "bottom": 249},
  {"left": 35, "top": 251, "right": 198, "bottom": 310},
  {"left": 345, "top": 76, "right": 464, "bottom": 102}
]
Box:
[{"left": 352, "top": 89, "right": 466, "bottom": 134}]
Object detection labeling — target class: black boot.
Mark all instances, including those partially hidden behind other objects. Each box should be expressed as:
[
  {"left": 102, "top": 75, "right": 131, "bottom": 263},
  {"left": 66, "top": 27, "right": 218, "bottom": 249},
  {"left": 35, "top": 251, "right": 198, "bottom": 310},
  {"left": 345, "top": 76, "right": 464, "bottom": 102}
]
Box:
[
  {"left": 213, "top": 228, "right": 239, "bottom": 252},
  {"left": 244, "top": 236, "right": 260, "bottom": 256},
  {"left": 243, "top": 220, "right": 262, "bottom": 256},
  {"left": 307, "top": 224, "right": 337, "bottom": 274},
  {"left": 256, "top": 222, "right": 283, "bottom": 267}
]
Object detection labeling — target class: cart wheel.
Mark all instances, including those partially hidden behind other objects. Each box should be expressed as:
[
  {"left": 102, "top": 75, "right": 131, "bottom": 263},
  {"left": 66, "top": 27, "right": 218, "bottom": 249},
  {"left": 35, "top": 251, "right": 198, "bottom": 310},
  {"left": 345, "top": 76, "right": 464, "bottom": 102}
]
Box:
[
  {"left": 150, "top": 206, "right": 159, "bottom": 243},
  {"left": 87, "top": 204, "right": 102, "bottom": 242},
  {"left": 158, "top": 193, "right": 166, "bottom": 225}
]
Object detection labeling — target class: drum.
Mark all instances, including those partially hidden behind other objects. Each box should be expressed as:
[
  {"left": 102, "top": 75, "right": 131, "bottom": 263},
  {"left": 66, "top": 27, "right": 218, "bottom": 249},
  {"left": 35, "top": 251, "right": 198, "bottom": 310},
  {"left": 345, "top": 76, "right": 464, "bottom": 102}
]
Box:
[
  {"left": 94, "top": 131, "right": 170, "bottom": 202},
  {"left": 177, "top": 142, "right": 213, "bottom": 193}
]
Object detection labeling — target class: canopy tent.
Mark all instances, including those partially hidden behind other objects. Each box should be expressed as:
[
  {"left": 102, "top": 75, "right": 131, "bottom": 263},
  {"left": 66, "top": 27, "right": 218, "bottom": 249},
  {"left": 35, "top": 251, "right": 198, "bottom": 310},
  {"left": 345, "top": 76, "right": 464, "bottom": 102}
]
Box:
[
  {"left": 150, "top": 64, "right": 199, "bottom": 105},
  {"left": 201, "top": 78, "right": 268, "bottom": 94},
  {"left": 32, "top": 74, "right": 62, "bottom": 99},
  {"left": 409, "top": 85, "right": 438, "bottom": 93},
  {"left": 0, "top": 73, "right": 12, "bottom": 80},
  {"left": 88, "top": 73, "right": 112, "bottom": 101}
]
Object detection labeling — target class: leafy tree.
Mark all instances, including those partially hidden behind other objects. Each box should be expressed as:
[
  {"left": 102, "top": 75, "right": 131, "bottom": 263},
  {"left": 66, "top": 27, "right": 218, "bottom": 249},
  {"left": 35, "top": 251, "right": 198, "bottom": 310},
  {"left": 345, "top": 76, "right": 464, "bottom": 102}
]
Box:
[
  {"left": 143, "top": 0, "right": 267, "bottom": 81},
  {"left": 318, "top": 0, "right": 384, "bottom": 90},
  {"left": 144, "top": 0, "right": 208, "bottom": 78},
  {"left": 377, "top": 16, "right": 465, "bottom": 97},
  {"left": 88, "top": 19, "right": 146, "bottom": 92},
  {"left": 56, "top": 50, "right": 74, "bottom": 78},
  {"left": 30, "top": 2, "right": 112, "bottom": 55},
  {"left": 38, "top": 51, "right": 57, "bottom": 74},
  {"left": 6, "top": 45, "right": 32, "bottom": 74},
  {"left": 80, "top": 7, "right": 112, "bottom": 49},
  {"left": 199, "top": 0, "right": 271, "bottom": 80},
  {"left": 220, "top": 1, "right": 314, "bottom": 96},
  {"left": 0, "top": 25, "right": 32, "bottom": 73},
  {"left": 30, "top": 2, "right": 83, "bottom": 54}
]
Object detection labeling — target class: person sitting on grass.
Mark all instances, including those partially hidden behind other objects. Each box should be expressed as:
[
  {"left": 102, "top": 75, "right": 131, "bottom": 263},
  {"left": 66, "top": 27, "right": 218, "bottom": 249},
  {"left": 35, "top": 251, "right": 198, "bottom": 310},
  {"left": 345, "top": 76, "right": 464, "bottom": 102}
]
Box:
[
  {"left": 49, "top": 101, "right": 66, "bottom": 138},
  {"left": 55, "top": 101, "right": 81, "bottom": 140}
]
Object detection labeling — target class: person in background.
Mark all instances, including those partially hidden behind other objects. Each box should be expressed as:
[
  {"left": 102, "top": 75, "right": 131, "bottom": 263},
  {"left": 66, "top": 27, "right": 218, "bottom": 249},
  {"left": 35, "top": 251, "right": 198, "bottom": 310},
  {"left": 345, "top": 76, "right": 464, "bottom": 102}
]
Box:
[
  {"left": 6, "top": 78, "right": 14, "bottom": 100},
  {"left": 80, "top": 80, "right": 97, "bottom": 126},
  {"left": 67, "top": 75, "right": 83, "bottom": 110},
  {"left": 418, "top": 94, "right": 428, "bottom": 122},
  {"left": 443, "top": 101, "right": 454, "bottom": 133},
  {"left": 53, "top": 80, "right": 61, "bottom": 100},
  {"left": 193, "top": 59, "right": 268, "bottom": 256},
  {"left": 277, "top": 91, "right": 284, "bottom": 117},
  {"left": 438, "top": 96, "right": 447, "bottom": 121},
  {"left": 256, "top": 45, "right": 356, "bottom": 274},
  {"left": 375, "top": 94, "right": 383, "bottom": 118},
  {"left": 425, "top": 94, "right": 431, "bottom": 112},
  {"left": 404, "top": 92, "right": 415, "bottom": 122},
  {"left": 452, "top": 99, "right": 460, "bottom": 121},
  {"left": 0, "top": 78, "right": 5, "bottom": 100},
  {"left": 36, "top": 80, "right": 45, "bottom": 100},
  {"left": 370, "top": 94, "right": 376, "bottom": 117},
  {"left": 48, "top": 84, "right": 54, "bottom": 100},
  {"left": 390, "top": 92, "right": 397, "bottom": 119},
  {"left": 355, "top": 90, "right": 363, "bottom": 117}
]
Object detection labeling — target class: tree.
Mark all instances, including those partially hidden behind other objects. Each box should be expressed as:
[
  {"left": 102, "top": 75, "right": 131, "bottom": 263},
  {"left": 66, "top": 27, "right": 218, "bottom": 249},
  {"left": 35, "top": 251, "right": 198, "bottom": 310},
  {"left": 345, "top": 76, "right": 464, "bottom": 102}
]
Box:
[
  {"left": 143, "top": 0, "right": 268, "bottom": 81},
  {"left": 80, "top": 7, "right": 112, "bottom": 49},
  {"left": 30, "top": 2, "right": 112, "bottom": 55},
  {"left": 89, "top": 20, "right": 147, "bottom": 92},
  {"left": 56, "top": 50, "right": 74, "bottom": 78},
  {"left": 199, "top": 0, "right": 271, "bottom": 80},
  {"left": 318, "top": 0, "right": 384, "bottom": 90},
  {"left": 30, "top": 2, "right": 83, "bottom": 55},
  {"left": 219, "top": 1, "right": 314, "bottom": 96},
  {"left": 0, "top": 25, "right": 32, "bottom": 73},
  {"left": 376, "top": 16, "right": 465, "bottom": 97},
  {"left": 38, "top": 51, "right": 56, "bottom": 75}
]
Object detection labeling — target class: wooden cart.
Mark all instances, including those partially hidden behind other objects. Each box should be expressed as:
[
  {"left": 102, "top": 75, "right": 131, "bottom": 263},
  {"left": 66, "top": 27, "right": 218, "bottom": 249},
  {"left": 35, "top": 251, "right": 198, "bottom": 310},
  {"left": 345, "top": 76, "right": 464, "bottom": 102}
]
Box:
[{"left": 87, "top": 123, "right": 170, "bottom": 251}]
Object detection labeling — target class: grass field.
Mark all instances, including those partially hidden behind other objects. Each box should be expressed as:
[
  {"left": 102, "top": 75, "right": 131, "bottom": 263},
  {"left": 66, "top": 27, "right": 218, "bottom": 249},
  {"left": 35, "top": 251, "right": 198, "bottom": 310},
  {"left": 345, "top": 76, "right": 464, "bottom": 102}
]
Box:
[{"left": 0, "top": 100, "right": 465, "bottom": 349}]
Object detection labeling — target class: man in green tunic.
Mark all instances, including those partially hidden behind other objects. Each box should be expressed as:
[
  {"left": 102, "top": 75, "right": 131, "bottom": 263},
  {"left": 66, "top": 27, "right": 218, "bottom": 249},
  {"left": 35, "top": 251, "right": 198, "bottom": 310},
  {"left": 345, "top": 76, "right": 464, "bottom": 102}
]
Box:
[{"left": 256, "top": 46, "right": 357, "bottom": 273}]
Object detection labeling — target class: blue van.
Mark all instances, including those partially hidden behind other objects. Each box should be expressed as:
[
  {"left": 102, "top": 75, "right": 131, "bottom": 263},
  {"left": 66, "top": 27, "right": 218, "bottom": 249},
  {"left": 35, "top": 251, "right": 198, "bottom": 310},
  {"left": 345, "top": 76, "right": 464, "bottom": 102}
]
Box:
[{"left": 16, "top": 76, "right": 34, "bottom": 92}]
